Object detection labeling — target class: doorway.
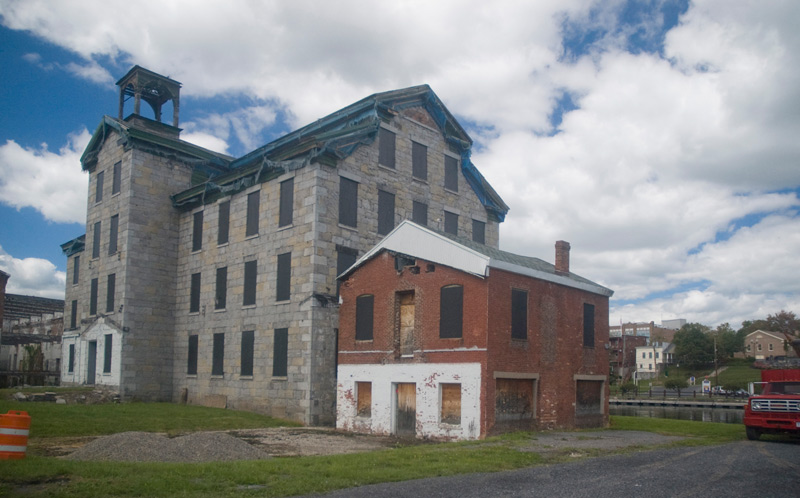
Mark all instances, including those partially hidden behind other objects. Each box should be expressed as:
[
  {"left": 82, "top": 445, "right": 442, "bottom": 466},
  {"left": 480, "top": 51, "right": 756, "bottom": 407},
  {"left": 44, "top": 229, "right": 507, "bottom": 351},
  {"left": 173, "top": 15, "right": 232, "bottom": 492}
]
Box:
[
  {"left": 398, "top": 292, "right": 415, "bottom": 356},
  {"left": 87, "top": 341, "right": 97, "bottom": 385},
  {"left": 395, "top": 383, "right": 416, "bottom": 436}
]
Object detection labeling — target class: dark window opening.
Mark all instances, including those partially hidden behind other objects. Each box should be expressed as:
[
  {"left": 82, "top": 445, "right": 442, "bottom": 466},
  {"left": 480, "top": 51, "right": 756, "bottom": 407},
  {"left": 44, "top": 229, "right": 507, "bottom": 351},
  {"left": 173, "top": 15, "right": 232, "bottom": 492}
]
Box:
[
  {"left": 212, "top": 333, "right": 224, "bottom": 376},
  {"left": 218, "top": 200, "right": 230, "bottom": 245},
  {"left": 103, "top": 334, "right": 112, "bottom": 373},
  {"left": 379, "top": 128, "right": 396, "bottom": 169},
  {"left": 95, "top": 170, "right": 104, "bottom": 202},
  {"left": 511, "top": 289, "right": 528, "bottom": 340},
  {"left": 336, "top": 247, "right": 357, "bottom": 297},
  {"left": 356, "top": 294, "right": 374, "bottom": 341},
  {"left": 72, "top": 256, "right": 80, "bottom": 285},
  {"left": 187, "top": 335, "right": 198, "bottom": 375},
  {"left": 109, "top": 214, "right": 119, "bottom": 255},
  {"left": 70, "top": 300, "right": 77, "bottom": 329},
  {"left": 583, "top": 303, "right": 595, "bottom": 347},
  {"left": 190, "top": 272, "right": 201, "bottom": 313},
  {"left": 192, "top": 211, "right": 203, "bottom": 252},
  {"left": 90, "top": 278, "right": 98, "bottom": 316},
  {"left": 215, "top": 267, "right": 227, "bottom": 310},
  {"left": 92, "top": 221, "right": 101, "bottom": 258},
  {"left": 412, "top": 141, "right": 427, "bottom": 180},
  {"left": 339, "top": 177, "right": 358, "bottom": 227},
  {"left": 276, "top": 252, "right": 291, "bottom": 301},
  {"left": 439, "top": 284, "right": 463, "bottom": 339},
  {"left": 241, "top": 330, "right": 254, "bottom": 376},
  {"left": 378, "top": 190, "right": 395, "bottom": 235},
  {"left": 472, "top": 219, "right": 485, "bottom": 244},
  {"left": 112, "top": 161, "right": 121, "bottom": 194},
  {"left": 412, "top": 201, "right": 427, "bottom": 226},
  {"left": 273, "top": 328, "right": 288, "bottom": 377},
  {"left": 243, "top": 260, "right": 257, "bottom": 306},
  {"left": 444, "top": 211, "right": 458, "bottom": 236},
  {"left": 246, "top": 191, "right": 260, "bottom": 237},
  {"left": 444, "top": 155, "right": 459, "bottom": 191},
  {"left": 68, "top": 344, "right": 75, "bottom": 372},
  {"left": 279, "top": 178, "right": 294, "bottom": 227},
  {"left": 106, "top": 273, "right": 116, "bottom": 313}
]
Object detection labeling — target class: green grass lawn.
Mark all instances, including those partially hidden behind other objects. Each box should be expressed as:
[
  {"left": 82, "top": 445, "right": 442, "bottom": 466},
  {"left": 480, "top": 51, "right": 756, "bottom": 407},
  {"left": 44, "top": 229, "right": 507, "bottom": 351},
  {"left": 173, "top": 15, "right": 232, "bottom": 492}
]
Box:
[{"left": 0, "top": 394, "right": 750, "bottom": 498}]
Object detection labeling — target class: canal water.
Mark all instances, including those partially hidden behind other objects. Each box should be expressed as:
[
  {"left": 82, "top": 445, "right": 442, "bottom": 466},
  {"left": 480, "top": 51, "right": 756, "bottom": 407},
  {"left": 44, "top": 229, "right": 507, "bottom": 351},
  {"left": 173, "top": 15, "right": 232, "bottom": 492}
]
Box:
[{"left": 609, "top": 404, "right": 743, "bottom": 424}]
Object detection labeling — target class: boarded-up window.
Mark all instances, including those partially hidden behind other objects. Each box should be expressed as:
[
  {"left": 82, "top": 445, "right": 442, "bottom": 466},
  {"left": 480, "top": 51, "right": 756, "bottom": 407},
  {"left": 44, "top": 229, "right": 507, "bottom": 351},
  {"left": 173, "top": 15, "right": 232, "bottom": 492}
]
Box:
[
  {"left": 241, "top": 330, "right": 254, "bottom": 376},
  {"left": 336, "top": 247, "right": 357, "bottom": 297},
  {"left": 95, "top": 170, "right": 104, "bottom": 202},
  {"left": 92, "top": 221, "right": 101, "bottom": 258},
  {"left": 576, "top": 380, "right": 603, "bottom": 415},
  {"left": 103, "top": 334, "right": 112, "bottom": 373},
  {"left": 356, "top": 381, "right": 372, "bottom": 417},
  {"left": 412, "top": 201, "right": 427, "bottom": 226},
  {"left": 212, "top": 333, "right": 224, "bottom": 376},
  {"left": 109, "top": 214, "right": 119, "bottom": 255},
  {"left": 68, "top": 344, "right": 75, "bottom": 372},
  {"left": 243, "top": 260, "right": 257, "bottom": 306},
  {"left": 444, "top": 211, "right": 458, "bottom": 236},
  {"left": 218, "top": 200, "right": 230, "bottom": 245},
  {"left": 398, "top": 292, "right": 415, "bottom": 354},
  {"left": 192, "top": 211, "right": 203, "bottom": 252},
  {"left": 439, "top": 285, "right": 463, "bottom": 339},
  {"left": 72, "top": 256, "right": 80, "bottom": 285},
  {"left": 273, "top": 328, "right": 288, "bottom": 377},
  {"left": 440, "top": 383, "right": 462, "bottom": 424},
  {"left": 246, "top": 191, "right": 260, "bottom": 237},
  {"left": 70, "top": 300, "right": 77, "bottom": 329},
  {"left": 412, "top": 141, "right": 427, "bottom": 180},
  {"left": 106, "top": 273, "right": 116, "bottom": 313},
  {"left": 444, "top": 155, "right": 458, "bottom": 191},
  {"left": 90, "top": 278, "right": 98, "bottom": 316},
  {"left": 190, "top": 272, "right": 201, "bottom": 313},
  {"left": 511, "top": 289, "right": 528, "bottom": 339},
  {"left": 583, "top": 303, "right": 595, "bottom": 347},
  {"left": 356, "top": 295, "right": 374, "bottom": 341},
  {"left": 112, "top": 161, "right": 121, "bottom": 195},
  {"left": 378, "top": 190, "right": 395, "bottom": 235},
  {"left": 215, "top": 267, "right": 227, "bottom": 310},
  {"left": 379, "top": 128, "right": 396, "bottom": 168},
  {"left": 472, "top": 219, "right": 485, "bottom": 244},
  {"left": 279, "top": 178, "right": 294, "bottom": 227},
  {"left": 339, "top": 177, "right": 358, "bottom": 227},
  {"left": 187, "top": 335, "right": 198, "bottom": 375},
  {"left": 276, "top": 252, "right": 291, "bottom": 301},
  {"left": 495, "top": 378, "right": 534, "bottom": 422}
]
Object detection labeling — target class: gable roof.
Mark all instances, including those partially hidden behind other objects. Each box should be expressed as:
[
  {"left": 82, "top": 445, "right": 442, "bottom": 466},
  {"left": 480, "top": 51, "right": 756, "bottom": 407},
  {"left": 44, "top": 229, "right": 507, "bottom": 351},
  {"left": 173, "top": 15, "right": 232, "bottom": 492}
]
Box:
[
  {"left": 170, "top": 85, "right": 509, "bottom": 220},
  {"left": 340, "top": 220, "right": 613, "bottom": 297},
  {"left": 745, "top": 330, "right": 785, "bottom": 342}
]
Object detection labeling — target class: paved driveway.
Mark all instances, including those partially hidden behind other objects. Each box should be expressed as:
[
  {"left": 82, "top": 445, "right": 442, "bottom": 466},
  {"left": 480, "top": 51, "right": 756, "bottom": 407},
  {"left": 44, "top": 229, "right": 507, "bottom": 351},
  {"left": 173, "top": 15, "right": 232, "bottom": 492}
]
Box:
[{"left": 306, "top": 439, "right": 800, "bottom": 497}]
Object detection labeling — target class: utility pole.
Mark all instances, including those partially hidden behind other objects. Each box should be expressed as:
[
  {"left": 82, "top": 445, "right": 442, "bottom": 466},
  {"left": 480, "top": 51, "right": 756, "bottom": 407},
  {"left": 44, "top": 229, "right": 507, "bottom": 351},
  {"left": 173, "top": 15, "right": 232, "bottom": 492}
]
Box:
[{"left": 714, "top": 336, "right": 718, "bottom": 386}]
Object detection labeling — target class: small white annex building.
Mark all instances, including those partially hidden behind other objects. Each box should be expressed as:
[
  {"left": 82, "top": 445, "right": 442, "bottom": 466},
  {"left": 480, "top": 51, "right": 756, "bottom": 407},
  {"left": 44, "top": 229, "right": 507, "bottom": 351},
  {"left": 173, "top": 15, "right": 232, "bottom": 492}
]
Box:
[{"left": 635, "top": 342, "right": 673, "bottom": 381}]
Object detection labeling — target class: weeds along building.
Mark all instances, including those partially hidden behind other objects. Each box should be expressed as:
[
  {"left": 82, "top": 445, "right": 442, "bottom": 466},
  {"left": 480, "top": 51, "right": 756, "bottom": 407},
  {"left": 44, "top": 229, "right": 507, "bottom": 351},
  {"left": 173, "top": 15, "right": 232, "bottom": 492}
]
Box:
[{"left": 60, "top": 66, "right": 508, "bottom": 424}]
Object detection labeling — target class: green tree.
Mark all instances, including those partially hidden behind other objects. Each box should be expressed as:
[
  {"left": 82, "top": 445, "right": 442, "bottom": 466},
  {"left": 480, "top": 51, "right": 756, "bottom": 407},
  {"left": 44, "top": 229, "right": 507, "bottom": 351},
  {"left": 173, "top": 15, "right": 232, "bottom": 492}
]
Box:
[
  {"left": 713, "top": 322, "right": 741, "bottom": 359},
  {"left": 765, "top": 310, "right": 800, "bottom": 356},
  {"left": 673, "top": 323, "right": 713, "bottom": 369},
  {"left": 664, "top": 378, "right": 688, "bottom": 395}
]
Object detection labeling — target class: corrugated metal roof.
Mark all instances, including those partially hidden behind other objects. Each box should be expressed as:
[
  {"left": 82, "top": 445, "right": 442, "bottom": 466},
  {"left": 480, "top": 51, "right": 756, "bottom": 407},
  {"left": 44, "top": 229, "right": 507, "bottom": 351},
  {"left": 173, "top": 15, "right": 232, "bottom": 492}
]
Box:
[{"left": 340, "top": 220, "right": 614, "bottom": 297}]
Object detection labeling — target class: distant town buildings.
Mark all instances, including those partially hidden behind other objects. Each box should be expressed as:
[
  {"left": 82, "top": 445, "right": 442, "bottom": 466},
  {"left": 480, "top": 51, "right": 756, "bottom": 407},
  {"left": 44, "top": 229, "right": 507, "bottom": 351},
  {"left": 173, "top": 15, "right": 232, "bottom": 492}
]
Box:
[
  {"left": 634, "top": 342, "right": 675, "bottom": 381},
  {"left": 745, "top": 330, "right": 797, "bottom": 360}
]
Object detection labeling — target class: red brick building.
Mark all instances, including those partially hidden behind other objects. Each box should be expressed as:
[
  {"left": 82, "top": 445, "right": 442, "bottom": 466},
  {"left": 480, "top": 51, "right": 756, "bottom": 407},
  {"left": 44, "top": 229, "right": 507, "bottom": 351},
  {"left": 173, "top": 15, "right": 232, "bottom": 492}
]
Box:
[{"left": 336, "top": 221, "right": 613, "bottom": 439}]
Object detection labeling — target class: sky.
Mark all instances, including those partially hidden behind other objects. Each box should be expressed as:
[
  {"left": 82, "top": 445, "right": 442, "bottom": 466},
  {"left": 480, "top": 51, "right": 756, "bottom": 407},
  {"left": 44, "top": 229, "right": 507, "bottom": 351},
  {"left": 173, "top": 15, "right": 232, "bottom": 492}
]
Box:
[{"left": 1, "top": 0, "right": 799, "bottom": 330}]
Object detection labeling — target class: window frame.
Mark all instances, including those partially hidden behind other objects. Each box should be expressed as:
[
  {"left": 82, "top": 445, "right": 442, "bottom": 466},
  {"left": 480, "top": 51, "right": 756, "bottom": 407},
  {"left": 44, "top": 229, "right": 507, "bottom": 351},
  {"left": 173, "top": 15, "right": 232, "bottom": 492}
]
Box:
[
  {"left": 215, "top": 266, "right": 227, "bottom": 310},
  {"left": 444, "top": 211, "right": 458, "bottom": 236},
  {"left": 112, "top": 161, "right": 121, "bottom": 195},
  {"left": 472, "top": 219, "right": 485, "bottom": 244},
  {"left": 189, "top": 272, "right": 201, "bottom": 313},
  {"left": 243, "top": 260, "right": 257, "bottom": 306},
  {"left": 412, "top": 201, "right": 428, "bottom": 226},
  {"left": 187, "top": 335, "right": 198, "bottom": 375},
  {"left": 246, "top": 190, "right": 260, "bottom": 237},
  {"left": 273, "top": 328, "right": 288, "bottom": 377},
  {"left": 92, "top": 221, "right": 101, "bottom": 259},
  {"left": 439, "top": 284, "right": 463, "bottom": 339},
  {"left": 103, "top": 333, "right": 113, "bottom": 373},
  {"left": 192, "top": 210, "right": 203, "bottom": 252},
  {"left": 279, "top": 177, "right": 294, "bottom": 228},
  {"left": 355, "top": 294, "right": 374, "bottom": 341},
  {"left": 378, "top": 128, "right": 396, "bottom": 169},
  {"left": 377, "top": 189, "right": 395, "bottom": 235},
  {"left": 412, "top": 141, "right": 427, "bottom": 180},
  {"left": 89, "top": 278, "right": 98, "bottom": 316},
  {"left": 217, "top": 200, "right": 230, "bottom": 245},
  {"left": 583, "top": 303, "right": 595, "bottom": 347},
  {"left": 212, "top": 333, "right": 225, "bottom": 376},
  {"left": 106, "top": 273, "right": 116, "bottom": 313},
  {"left": 95, "top": 170, "right": 104, "bottom": 203},
  {"left": 109, "top": 214, "right": 119, "bottom": 255},
  {"left": 338, "top": 177, "right": 358, "bottom": 228},
  {"left": 241, "top": 330, "right": 255, "bottom": 377},
  {"left": 511, "top": 289, "right": 528, "bottom": 340},
  {"left": 276, "top": 252, "right": 291, "bottom": 302},
  {"left": 444, "top": 155, "right": 459, "bottom": 192}
]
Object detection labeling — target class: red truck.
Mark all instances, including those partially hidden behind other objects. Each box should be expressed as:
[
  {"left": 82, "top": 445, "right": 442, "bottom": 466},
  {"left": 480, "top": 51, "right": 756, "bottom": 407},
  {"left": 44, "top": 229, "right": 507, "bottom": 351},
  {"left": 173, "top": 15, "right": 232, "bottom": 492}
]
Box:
[{"left": 743, "top": 368, "right": 800, "bottom": 440}]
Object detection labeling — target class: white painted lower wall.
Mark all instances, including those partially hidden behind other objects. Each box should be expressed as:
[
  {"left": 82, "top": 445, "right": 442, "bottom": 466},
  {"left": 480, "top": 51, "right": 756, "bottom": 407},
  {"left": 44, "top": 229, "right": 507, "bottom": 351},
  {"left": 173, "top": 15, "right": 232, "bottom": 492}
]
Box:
[
  {"left": 60, "top": 319, "right": 122, "bottom": 388},
  {"left": 337, "top": 362, "right": 482, "bottom": 440}
]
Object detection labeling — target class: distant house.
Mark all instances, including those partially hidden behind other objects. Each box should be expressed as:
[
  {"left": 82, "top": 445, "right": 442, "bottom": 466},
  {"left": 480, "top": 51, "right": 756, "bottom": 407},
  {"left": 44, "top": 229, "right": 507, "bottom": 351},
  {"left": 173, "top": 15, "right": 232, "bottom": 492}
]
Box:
[
  {"left": 336, "top": 221, "right": 613, "bottom": 440},
  {"left": 634, "top": 342, "right": 674, "bottom": 381},
  {"left": 745, "top": 330, "right": 795, "bottom": 360}
]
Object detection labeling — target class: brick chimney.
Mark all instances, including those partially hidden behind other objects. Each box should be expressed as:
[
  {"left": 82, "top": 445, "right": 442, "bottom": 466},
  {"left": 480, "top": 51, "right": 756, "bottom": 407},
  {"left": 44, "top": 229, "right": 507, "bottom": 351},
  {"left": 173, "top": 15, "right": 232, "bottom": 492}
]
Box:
[{"left": 555, "top": 241, "right": 570, "bottom": 274}]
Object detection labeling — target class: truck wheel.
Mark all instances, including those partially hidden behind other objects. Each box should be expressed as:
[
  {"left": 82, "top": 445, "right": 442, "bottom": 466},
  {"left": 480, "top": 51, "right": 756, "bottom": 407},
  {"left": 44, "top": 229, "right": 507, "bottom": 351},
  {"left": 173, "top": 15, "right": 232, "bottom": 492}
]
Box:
[{"left": 745, "top": 426, "right": 761, "bottom": 441}]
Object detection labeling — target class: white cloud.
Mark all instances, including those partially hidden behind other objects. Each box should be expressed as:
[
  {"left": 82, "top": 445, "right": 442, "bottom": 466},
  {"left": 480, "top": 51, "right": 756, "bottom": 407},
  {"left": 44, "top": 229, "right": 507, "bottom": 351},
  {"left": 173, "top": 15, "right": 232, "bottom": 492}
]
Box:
[
  {"left": 0, "top": 129, "right": 90, "bottom": 224},
  {"left": 1, "top": 0, "right": 800, "bottom": 327},
  {"left": 0, "top": 245, "right": 65, "bottom": 299}
]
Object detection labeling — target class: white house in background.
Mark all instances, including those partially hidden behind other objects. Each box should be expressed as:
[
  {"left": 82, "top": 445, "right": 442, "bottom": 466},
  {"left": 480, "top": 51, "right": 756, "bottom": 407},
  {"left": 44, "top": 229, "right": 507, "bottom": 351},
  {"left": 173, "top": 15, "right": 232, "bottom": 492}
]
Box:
[{"left": 635, "top": 342, "right": 674, "bottom": 382}]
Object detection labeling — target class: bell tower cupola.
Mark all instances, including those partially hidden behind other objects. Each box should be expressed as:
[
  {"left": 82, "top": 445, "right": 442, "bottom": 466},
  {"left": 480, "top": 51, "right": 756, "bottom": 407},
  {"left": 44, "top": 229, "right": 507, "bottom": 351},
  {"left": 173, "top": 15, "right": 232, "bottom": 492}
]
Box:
[{"left": 116, "top": 66, "right": 182, "bottom": 128}]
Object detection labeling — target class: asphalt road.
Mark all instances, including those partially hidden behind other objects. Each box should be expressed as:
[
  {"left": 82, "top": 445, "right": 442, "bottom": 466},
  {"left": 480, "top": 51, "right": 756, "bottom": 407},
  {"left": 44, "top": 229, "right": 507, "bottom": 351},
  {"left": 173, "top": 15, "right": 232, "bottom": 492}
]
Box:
[{"left": 307, "top": 440, "right": 800, "bottom": 497}]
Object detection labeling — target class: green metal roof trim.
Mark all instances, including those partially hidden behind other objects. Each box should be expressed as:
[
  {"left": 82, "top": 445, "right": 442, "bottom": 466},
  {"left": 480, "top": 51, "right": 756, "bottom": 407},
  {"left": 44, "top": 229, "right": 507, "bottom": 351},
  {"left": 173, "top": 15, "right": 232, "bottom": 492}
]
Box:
[
  {"left": 80, "top": 116, "right": 233, "bottom": 172},
  {"left": 60, "top": 234, "right": 85, "bottom": 257},
  {"left": 171, "top": 85, "right": 509, "bottom": 220}
]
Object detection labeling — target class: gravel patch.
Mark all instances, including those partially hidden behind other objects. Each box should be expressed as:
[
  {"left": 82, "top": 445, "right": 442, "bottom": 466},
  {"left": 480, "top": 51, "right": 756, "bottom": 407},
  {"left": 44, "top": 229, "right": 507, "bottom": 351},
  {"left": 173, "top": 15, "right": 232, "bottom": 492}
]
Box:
[
  {"left": 66, "top": 431, "right": 271, "bottom": 462},
  {"left": 519, "top": 430, "right": 684, "bottom": 453}
]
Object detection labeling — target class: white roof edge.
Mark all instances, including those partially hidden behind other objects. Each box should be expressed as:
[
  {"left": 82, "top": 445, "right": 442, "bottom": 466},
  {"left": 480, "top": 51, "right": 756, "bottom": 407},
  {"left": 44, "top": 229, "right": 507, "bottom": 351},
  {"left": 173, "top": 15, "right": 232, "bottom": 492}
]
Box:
[{"left": 489, "top": 259, "right": 614, "bottom": 297}]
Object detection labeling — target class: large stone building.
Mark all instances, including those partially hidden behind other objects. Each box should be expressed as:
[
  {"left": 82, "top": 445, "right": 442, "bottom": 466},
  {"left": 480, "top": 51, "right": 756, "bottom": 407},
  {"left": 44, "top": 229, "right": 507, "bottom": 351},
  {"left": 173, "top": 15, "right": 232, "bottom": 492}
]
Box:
[{"left": 60, "top": 66, "right": 508, "bottom": 424}]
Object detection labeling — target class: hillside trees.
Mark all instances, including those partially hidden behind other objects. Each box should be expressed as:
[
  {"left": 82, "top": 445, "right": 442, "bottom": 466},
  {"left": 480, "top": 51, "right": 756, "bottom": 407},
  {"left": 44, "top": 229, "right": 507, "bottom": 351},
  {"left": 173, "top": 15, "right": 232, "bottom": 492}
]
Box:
[{"left": 673, "top": 323, "right": 713, "bottom": 369}]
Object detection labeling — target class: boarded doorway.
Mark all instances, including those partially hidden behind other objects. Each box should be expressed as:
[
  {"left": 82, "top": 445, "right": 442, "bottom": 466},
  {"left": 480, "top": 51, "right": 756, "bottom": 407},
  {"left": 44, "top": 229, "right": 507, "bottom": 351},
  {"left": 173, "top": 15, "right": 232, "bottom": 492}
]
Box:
[
  {"left": 87, "top": 341, "right": 97, "bottom": 385},
  {"left": 575, "top": 380, "right": 604, "bottom": 428},
  {"left": 494, "top": 378, "right": 535, "bottom": 432},
  {"left": 398, "top": 292, "right": 415, "bottom": 356},
  {"left": 395, "top": 383, "right": 416, "bottom": 436}
]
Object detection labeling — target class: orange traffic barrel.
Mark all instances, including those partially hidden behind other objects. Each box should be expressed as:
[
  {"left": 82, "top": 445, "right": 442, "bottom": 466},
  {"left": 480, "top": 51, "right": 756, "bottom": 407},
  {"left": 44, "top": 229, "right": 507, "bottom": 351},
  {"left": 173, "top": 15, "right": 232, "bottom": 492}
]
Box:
[{"left": 0, "top": 410, "right": 31, "bottom": 459}]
